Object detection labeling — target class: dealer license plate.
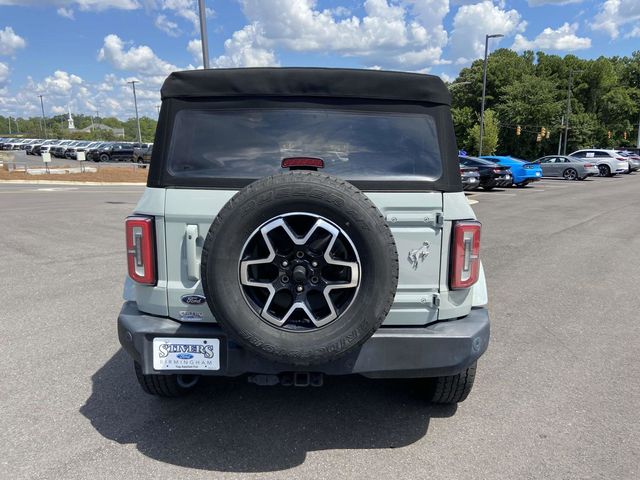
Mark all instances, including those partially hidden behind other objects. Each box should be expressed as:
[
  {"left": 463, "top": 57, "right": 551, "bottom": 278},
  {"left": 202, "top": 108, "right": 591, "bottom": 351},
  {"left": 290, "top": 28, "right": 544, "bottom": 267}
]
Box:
[{"left": 153, "top": 337, "right": 220, "bottom": 371}]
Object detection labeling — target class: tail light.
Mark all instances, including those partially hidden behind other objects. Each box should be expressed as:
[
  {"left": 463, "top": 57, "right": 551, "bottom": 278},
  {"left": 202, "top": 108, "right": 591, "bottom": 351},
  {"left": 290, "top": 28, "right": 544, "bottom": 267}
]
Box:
[
  {"left": 584, "top": 163, "right": 593, "bottom": 167},
  {"left": 281, "top": 157, "right": 324, "bottom": 169},
  {"left": 125, "top": 216, "right": 156, "bottom": 285},
  {"left": 616, "top": 157, "right": 627, "bottom": 162},
  {"left": 450, "top": 220, "right": 481, "bottom": 290},
  {"left": 492, "top": 168, "right": 503, "bottom": 173}
]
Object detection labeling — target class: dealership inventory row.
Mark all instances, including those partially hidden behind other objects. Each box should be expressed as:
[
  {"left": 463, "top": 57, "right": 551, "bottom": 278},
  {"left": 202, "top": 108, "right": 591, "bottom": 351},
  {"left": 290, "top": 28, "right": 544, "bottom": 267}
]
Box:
[{"left": 0, "top": 137, "right": 152, "bottom": 163}]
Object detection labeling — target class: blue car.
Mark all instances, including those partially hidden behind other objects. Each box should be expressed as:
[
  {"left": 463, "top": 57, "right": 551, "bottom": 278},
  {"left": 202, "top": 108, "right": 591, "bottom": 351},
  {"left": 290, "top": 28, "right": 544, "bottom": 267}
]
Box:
[{"left": 480, "top": 156, "right": 543, "bottom": 187}]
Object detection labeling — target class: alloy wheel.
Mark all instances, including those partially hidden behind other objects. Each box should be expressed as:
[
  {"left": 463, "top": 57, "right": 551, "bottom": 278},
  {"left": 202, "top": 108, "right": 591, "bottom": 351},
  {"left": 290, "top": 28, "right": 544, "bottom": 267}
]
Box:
[{"left": 239, "top": 213, "right": 361, "bottom": 331}]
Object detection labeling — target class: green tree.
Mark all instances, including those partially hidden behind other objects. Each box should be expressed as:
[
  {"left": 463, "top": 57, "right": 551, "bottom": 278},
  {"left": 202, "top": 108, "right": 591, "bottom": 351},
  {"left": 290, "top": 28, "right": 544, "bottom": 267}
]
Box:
[
  {"left": 469, "top": 109, "right": 499, "bottom": 155},
  {"left": 451, "top": 106, "right": 476, "bottom": 152}
]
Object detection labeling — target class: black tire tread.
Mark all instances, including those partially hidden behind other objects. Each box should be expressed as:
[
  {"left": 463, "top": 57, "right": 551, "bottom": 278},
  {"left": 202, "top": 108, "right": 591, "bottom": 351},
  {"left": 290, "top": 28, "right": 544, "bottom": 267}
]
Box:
[
  {"left": 134, "top": 362, "right": 195, "bottom": 397},
  {"left": 429, "top": 362, "right": 477, "bottom": 404}
]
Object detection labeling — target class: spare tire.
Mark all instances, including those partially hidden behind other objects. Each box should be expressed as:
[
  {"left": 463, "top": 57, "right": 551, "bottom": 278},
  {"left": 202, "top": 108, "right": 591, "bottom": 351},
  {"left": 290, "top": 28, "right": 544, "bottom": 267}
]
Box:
[{"left": 201, "top": 171, "right": 398, "bottom": 366}]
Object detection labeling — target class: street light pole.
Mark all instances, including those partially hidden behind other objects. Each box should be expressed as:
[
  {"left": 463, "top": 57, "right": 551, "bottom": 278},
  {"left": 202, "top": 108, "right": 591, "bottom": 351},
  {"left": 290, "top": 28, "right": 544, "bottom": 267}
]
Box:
[
  {"left": 8, "top": 115, "right": 11, "bottom": 134},
  {"left": 38, "top": 95, "right": 47, "bottom": 139},
  {"left": 479, "top": 33, "right": 503, "bottom": 157},
  {"left": 198, "top": 0, "right": 210, "bottom": 68},
  {"left": 127, "top": 80, "right": 142, "bottom": 144},
  {"left": 636, "top": 111, "right": 640, "bottom": 149}
]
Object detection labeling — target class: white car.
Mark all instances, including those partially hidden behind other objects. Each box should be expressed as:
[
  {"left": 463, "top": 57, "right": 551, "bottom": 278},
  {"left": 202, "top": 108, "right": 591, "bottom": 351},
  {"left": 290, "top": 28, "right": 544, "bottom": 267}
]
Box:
[{"left": 569, "top": 149, "right": 629, "bottom": 177}]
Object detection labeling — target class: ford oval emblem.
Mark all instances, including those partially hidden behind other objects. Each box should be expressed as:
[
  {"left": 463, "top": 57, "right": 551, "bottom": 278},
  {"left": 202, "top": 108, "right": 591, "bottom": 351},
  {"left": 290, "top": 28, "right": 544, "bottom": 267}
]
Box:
[
  {"left": 181, "top": 294, "right": 207, "bottom": 305},
  {"left": 177, "top": 353, "right": 193, "bottom": 360}
]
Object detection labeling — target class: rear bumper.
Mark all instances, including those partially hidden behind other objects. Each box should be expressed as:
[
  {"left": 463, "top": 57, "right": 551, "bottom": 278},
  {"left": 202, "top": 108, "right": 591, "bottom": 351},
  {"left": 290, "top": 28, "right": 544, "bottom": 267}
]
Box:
[{"left": 118, "top": 301, "right": 490, "bottom": 379}]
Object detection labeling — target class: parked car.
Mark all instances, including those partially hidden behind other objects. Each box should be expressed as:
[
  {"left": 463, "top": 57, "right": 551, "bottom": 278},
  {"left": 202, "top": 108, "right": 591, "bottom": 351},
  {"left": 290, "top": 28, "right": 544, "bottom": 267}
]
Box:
[
  {"left": 459, "top": 155, "right": 513, "bottom": 190},
  {"left": 3, "top": 139, "right": 29, "bottom": 150},
  {"left": 615, "top": 151, "right": 640, "bottom": 173},
  {"left": 70, "top": 142, "right": 102, "bottom": 160},
  {"left": 133, "top": 143, "right": 153, "bottom": 164},
  {"left": 118, "top": 68, "right": 490, "bottom": 404},
  {"left": 460, "top": 165, "right": 480, "bottom": 190},
  {"left": 480, "top": 155, "right": 542, "bottom": 187},
  {"left": 569, "top": 149, "right": 629, "bottom": 176},
  {"left": 92, "top": 142, "right": 134, "bottom": 162},
  {"left": 39, "top": 140, "right": 62, "bottom": 155},
  {"left": 533, "top": 155, "right": 599, "bottom": 180},
  {"left": 50, "top": 140, "right": 75, "bottom": 158},
  {"left": 85, "top": 142, "right": 109, "bottom": 161}
]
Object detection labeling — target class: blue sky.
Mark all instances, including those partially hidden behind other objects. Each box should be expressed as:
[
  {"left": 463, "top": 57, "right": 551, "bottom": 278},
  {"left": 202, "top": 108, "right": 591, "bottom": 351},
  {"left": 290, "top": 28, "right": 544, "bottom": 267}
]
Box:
[{"left": 0, "top": 1, "right": 638, "bottom": 119}]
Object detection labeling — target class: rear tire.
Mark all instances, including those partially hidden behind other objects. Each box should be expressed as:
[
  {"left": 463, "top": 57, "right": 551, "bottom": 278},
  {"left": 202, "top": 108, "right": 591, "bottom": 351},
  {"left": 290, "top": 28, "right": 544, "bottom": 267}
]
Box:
[
  {"left": 134, "top": 362, "right": 200, "bottom": 397},
  {"left": 598, "top": 164, "right": 611, "bottom": 177},
  {"left": 99, "top": 153, "right": 109, "bottom": 163},
  {"left": 563, "top": 168, "right": 578, "bottom": 180},
  {"left": 425, "top": 362, "right": 477, "bottom": 404}
]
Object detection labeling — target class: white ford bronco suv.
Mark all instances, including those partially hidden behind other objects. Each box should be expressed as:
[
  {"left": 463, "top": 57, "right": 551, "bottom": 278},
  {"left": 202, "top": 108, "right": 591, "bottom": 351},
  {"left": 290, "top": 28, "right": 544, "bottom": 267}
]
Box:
[{"left": 118, "top": 68, "right": 489, "bottom": 404}]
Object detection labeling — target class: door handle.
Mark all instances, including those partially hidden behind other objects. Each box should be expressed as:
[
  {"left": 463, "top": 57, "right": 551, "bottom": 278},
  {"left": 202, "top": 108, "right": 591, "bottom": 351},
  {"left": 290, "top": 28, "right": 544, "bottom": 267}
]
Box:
[{"left": 186, "top": 224, "right": 199, "bottom": 281}]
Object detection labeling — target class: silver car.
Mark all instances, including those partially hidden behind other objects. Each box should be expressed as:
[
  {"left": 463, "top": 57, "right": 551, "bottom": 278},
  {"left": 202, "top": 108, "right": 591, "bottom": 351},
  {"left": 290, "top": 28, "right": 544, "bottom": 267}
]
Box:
[{"left": 534, "top": 155, "right": 599, "bottom": 180}]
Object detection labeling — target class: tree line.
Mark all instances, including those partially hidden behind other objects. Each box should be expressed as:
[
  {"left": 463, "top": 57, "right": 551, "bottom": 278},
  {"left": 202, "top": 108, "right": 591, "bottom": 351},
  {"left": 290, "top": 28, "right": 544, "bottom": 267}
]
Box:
[
  {"left": 0, "top": 113, "right": 158, "bottom": 143},
  {"left": 451, "top": 49, "right": 640, "bottom": 159},
  {"left": 4, "top": 50, "right": 639, "bottom": 157}
]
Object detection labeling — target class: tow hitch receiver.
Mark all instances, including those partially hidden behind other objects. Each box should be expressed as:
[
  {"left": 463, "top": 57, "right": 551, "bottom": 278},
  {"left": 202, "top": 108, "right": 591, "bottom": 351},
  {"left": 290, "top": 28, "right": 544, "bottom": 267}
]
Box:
[{"left": 248, "top": 372, "right": 324, "bottom": 387}]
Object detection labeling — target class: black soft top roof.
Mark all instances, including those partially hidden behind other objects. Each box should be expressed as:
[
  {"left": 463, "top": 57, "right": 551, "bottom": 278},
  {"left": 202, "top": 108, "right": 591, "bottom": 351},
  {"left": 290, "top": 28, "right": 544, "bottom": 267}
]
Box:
[{"left": 160, "top": 67, "right": 451, "bottom": 105}]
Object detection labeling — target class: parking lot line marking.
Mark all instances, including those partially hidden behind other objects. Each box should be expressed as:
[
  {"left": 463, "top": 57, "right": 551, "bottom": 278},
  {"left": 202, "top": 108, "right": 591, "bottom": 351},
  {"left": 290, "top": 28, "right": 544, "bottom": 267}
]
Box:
[{"left": 466, "top": 191, "right": 516, "bottom": 196}]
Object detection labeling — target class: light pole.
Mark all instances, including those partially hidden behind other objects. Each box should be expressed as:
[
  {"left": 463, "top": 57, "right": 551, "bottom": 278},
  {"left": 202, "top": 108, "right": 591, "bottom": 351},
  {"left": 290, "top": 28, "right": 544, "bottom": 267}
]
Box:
[
  {"left": 38, "top": 95, "right": 47, "bottom": 139},
  {"left": 127, "top": 80, "right": 142, "bottom": 144},
  {"left": 156, "top": 104, "right": 161, "bottom": 115},
  {"left": 479, "top": 33, "right": 503, "bottom": 156},
  {"left": 198, "top": 0, "right": 210, "bottom": 68},
  {"left": 636, "top": 111, "right": 640, "bottom": 149}
]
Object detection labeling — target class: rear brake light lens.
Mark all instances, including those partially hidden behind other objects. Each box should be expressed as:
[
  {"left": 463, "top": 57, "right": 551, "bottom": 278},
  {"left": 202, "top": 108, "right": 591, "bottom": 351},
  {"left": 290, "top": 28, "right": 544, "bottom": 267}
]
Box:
[
  {"left": 584, "top": 163, "right": 592, "bottom": 167},
  {"left": 281, "top": 157, "right": 324, "bottom": 169},
  {"left": 450, "top": 220, "right": 481, "bottom": 290},
  {"left": 125, "top": 216, "right": 156, "bottom": 285},
  {"left": 492, "top": 168, "right": 502, "bottom": 173}
]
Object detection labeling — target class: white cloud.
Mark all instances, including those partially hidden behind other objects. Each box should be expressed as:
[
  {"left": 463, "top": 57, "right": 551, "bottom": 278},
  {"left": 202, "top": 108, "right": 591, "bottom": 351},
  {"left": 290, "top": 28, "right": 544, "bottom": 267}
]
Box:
[
  {"left": 33, "top": 70, "right": 83, "bottom": 95},
  {"left": 212, "top": 24, "right": 278, "bottom": 68},
  {"left": 57, "top": 7, "right": 75, "bottom": 19},
  {"left": 593, "top": 0, "right": 640, "bottom": 39},
  {"left": 512, "top": 22, "right": 591, "bottom": 51},
  {"left": 155, "top": 14, "right": 181, "bottom": 36},
  {"left": 0, "top": 27, "right": 27, "bottom": 56},
  {"left": 449, "top": 0, "right": 526, "bottom": 64},
  {"left": 217, "top": 0, "right": 451, "bottom": 69},
  {"left": 161, "top": 0, "right": 208, "bottom": 31},
  {"left": 626, "top": 26, "right": 640, "bottom": 38},
  {"left": 527, "top": 0, "right": 583, "bottom": 5},
  {"left": 0, "top": 0, "right": 140, "bottom": 10},
  {"left": 187, "top": 38, "right": 202, "bottom": 63},
  {"left": 0, "top": 62, "right": 9, "bottom": 85},
  {"left": 98, "top": 34, "right": 178, "bottom": 76}
]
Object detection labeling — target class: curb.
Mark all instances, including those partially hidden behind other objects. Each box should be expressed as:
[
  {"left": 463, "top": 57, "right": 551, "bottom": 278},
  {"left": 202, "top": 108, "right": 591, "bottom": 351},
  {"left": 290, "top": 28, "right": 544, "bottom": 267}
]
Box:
[{"left": 0, "top": 180, "right": 146, "bottom": 186}]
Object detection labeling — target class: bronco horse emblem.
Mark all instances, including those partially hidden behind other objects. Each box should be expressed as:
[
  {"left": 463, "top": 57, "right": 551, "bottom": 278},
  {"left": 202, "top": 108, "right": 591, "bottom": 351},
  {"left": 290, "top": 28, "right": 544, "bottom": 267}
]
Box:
[{"left": 407, "top": 241, "right": 431, "bottom": 270}]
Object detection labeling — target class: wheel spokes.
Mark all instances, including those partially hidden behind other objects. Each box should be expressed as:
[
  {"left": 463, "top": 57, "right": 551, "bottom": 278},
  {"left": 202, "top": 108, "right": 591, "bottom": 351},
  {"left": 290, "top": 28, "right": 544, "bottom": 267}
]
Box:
[{"left": 239, "top": 214, "right": 360, "bottom": 329}]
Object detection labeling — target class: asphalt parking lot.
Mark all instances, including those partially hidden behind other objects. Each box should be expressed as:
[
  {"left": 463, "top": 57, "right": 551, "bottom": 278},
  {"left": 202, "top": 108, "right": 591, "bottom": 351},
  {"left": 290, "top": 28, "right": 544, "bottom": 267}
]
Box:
[{"left": 1, "top": 175, "right": 639, "bottom": 479}]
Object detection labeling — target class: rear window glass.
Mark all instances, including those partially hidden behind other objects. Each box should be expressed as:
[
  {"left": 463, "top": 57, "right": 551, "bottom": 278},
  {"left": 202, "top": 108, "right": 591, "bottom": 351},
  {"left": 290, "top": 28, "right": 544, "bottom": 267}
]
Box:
[{"left": 167, "top": 108, "right": 442, "bottom": 181}]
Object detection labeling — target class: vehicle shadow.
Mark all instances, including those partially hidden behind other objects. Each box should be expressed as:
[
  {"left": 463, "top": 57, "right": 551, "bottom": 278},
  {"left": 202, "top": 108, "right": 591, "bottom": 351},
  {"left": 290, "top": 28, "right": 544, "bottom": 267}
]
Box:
[{"left": 80, "top": 349, "right": 455, "bottom": 473}]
